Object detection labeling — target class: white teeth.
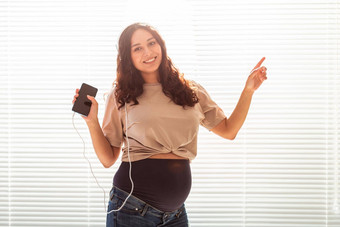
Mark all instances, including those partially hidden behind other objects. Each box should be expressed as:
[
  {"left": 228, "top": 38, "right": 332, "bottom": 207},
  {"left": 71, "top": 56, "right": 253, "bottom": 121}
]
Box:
[{"left": 144, "top": 57, "right": 156, "bottom": 63}]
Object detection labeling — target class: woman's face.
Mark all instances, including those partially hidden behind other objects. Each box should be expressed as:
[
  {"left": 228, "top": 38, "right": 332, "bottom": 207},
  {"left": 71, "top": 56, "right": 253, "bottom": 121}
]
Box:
[{"left": 130, "top": 29, "right": 162, "bottom": 80}]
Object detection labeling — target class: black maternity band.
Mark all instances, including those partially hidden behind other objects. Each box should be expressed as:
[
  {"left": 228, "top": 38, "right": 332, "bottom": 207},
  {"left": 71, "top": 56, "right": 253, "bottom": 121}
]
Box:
[{"left": 113, "top": 158, "right": 192, "bottom": 212}]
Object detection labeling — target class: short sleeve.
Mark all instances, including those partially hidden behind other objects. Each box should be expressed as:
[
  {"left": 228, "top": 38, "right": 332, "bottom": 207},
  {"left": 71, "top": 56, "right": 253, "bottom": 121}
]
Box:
[
  {"left": 194, "top": 81, "right": 226, "bottom": 131},
  {"left": 101, "top": 88, "right": 124, "bottom": 147}
]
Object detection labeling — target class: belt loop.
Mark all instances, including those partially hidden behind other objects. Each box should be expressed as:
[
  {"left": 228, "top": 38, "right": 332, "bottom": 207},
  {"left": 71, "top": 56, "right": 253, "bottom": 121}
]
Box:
[
  {"left": 109, "top": 187, "right": 115, "bottom": 201},
  {"left": 176, "top": 209, "right": 183, "bottom": 218},
  {"left": 140, "top": 204, "right": 149, "bottom": 216}
]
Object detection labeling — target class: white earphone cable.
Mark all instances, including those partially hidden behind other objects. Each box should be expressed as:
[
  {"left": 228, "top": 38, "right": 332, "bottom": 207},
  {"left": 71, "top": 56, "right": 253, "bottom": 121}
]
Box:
[
  {"left": 72, "top": 112, "right": 107, "bottom": 212},
  {"left": 107, "top": 103, "right": 134, "bottom": 214},
  {"left": 72, "top": 102, "right": 133, "bottom": 214}
]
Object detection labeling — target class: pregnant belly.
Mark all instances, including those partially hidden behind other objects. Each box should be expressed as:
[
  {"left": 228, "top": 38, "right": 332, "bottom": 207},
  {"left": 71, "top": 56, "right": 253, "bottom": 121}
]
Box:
[{"left": 113, "top": 159, "right": 192, "bottom": 212}]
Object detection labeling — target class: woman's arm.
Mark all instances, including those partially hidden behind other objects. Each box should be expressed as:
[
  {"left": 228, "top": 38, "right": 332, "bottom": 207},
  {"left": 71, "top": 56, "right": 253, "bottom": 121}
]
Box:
[
  {"left": 73, "top": 90, "right": 121, "bottom": 168},
  {"left": 85, "top": 95, "right": 121, "bottom": 168},
  {"left": 211, "top": 57, "right": 267, "bottom": 140},
  {"left": 211, "top": 88, "right": 254, "bottom": 140},
  {"left": 87, "top": 119, "right": 121, "bottom": 168}
]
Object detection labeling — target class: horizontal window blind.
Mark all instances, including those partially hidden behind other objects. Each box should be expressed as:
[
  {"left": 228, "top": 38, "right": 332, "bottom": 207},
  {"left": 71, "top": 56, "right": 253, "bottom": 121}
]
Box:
[{"left": 0, "top": 0, "right": 339, "bottom": 226}]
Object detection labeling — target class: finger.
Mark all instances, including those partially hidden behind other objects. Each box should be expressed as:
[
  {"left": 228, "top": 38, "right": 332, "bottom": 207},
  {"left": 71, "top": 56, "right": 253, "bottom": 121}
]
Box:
[
  {"left": 249, "top": 67, "right": 260, "bottom": 78},
  {"left": 249, "top": 65, "right": 266, "bottom": 77},
  {"left": 260, "top": 66, "right": 267, "bottom": 74},
  {"left": 72, "top": 95, "right": 78, "bottom": 104},
  {"left": 87, "top": 95, "right": 98, "bottom": 105},
  {"left": 260, "top": 74, "right": 267, "bottom": 82},
  {"left": 254, "top": 71, "right": 267, "bottom": 80},
  {"left": 259, "top": 71, "right": 267, "bottom": 77},
  {"left": 252, "top": 57, "right": 266, "bottom": 71}
]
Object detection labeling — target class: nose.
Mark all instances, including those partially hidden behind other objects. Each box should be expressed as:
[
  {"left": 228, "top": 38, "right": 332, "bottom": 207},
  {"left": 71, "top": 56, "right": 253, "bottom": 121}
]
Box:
[{"left": 143, "top": 46, "right": 151, "bottom": 57}]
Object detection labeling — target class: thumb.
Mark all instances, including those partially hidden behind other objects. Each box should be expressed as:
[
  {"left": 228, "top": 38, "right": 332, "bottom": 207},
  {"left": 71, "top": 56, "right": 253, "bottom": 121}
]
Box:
[{"left": 87, "top": 95, "right": 98, "bottom": 104}]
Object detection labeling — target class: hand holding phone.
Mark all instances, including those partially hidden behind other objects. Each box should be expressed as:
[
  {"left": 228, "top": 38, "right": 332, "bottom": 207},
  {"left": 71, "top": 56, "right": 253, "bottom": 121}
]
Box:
[{"left": 72, "top": 83, "right": 98, "bottom": 117}]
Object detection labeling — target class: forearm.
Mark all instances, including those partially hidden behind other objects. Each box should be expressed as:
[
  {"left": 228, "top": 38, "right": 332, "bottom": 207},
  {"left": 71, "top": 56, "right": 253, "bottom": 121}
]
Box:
[
  {"left": 212, "top": 58, "right": 266, "bottom": 140},
  {"left": 86, "top": 120, "right": 120, "bottom": 168},
  {"left": 226, "top": 88, "right": 254, "bottom": 138}
]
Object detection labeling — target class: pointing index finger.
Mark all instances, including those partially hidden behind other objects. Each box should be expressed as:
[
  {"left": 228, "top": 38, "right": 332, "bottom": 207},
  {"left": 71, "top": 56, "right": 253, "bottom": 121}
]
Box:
[{"left": 252, "top": 57, "right": 266, "bottom": 71}]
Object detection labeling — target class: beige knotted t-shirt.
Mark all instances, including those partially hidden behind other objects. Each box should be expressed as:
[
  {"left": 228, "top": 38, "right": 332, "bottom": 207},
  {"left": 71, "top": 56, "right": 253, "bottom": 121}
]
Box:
[{"left": 102, "top": 81, "right": 226, "bottom": 162}]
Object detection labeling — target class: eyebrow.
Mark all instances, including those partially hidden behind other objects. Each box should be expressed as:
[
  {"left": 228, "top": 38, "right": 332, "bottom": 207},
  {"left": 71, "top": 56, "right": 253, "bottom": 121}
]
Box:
[{"left": 131, "top": 37, "right": 155, "bottom": 48}]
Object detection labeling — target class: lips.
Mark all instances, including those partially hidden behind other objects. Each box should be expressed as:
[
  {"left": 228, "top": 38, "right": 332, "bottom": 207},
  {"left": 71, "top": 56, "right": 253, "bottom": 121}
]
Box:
[{"left": 143, "top": 56, "right": 157, "bottom": 63}]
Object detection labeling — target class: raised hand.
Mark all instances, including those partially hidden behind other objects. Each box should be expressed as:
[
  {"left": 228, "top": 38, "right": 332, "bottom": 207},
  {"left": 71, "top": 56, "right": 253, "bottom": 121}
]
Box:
[
  {"left": 72, "top": 89, "right": 99, "bottom": 125},
  {"left": 245, "top": 57, "right": 267, "bottom": 92}
]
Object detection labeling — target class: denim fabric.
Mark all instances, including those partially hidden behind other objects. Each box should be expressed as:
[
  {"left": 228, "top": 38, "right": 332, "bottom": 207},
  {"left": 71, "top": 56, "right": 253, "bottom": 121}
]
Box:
[{"left": 106, "top": 186, "right": 189, "bottom": 227}]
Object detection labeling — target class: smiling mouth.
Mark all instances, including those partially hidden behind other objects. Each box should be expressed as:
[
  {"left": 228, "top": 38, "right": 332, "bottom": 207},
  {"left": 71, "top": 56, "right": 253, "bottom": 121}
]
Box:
[{"left": 143, "top": 56, "right": 157, "bottom": 63}]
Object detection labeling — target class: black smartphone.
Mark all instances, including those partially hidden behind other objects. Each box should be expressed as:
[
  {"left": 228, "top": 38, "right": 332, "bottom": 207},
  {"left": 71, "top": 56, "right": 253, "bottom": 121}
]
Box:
[{"left": 72, "top": 83, "right": 98, "bottom": 116}]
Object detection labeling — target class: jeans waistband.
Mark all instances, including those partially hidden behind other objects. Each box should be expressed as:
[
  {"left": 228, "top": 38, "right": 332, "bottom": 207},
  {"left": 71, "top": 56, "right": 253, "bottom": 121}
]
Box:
[{"left": 109, "top": 185, "right": 185, "bottom": 218}]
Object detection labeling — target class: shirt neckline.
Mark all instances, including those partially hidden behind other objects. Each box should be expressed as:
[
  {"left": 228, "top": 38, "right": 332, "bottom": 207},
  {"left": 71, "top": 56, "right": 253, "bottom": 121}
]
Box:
[{"left": 143, "top": 82, "right": 161, "bottom": 86}]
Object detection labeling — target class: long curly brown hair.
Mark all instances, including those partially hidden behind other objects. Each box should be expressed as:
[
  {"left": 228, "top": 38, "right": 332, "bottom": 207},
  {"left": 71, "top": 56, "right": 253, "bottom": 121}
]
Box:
[{"left": 114, "top": 23, "right": 199, "bottom": 109}]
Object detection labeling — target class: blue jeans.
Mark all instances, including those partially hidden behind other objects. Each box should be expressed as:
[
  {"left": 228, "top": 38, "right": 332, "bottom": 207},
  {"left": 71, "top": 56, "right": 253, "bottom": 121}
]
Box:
[{"left": 106, "top": 186, "right": 189, "bottom": 227}]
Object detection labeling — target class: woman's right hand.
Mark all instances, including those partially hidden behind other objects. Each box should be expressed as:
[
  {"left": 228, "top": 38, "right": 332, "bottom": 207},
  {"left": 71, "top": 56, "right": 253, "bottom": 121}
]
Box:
[{"left": 73, "top": 88, "right": 99, "bottom": 125}]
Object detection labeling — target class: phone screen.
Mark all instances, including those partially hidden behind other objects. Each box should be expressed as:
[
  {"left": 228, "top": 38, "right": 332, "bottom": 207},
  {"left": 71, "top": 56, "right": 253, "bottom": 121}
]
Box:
[{"left": 72, "top": 83, "right": 98, "bottom": 116}]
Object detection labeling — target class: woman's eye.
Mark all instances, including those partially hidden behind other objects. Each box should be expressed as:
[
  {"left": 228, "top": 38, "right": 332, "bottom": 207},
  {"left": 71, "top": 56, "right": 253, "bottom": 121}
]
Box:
[
  {"left": 134, "top": 47, "right": 142, "bottom": 52},
  {"left": 149, "top": 41, "right": 156, "bottom": 46}
]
